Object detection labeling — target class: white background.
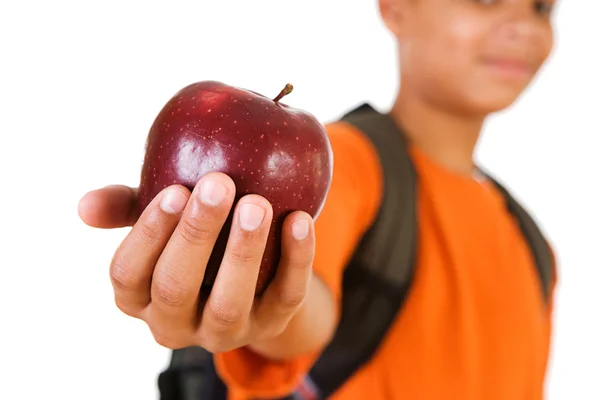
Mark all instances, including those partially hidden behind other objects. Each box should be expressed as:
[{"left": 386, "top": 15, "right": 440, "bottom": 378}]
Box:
[{"left": 1, "top": 1, "right": 598, "bottom": 399}]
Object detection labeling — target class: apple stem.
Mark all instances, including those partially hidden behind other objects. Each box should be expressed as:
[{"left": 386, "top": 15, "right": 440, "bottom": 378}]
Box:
[{"left": 273, "top": 83, "right": 294, "bottom": 104}]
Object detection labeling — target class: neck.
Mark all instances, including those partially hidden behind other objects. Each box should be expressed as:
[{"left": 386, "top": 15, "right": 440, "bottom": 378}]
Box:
[{"left": 390, "top": 87, "right": 486, "bottom": 177}]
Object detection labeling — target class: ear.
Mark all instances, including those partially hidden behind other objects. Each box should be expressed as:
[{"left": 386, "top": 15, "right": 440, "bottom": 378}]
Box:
[{"left": 378, "top": 0, "right": 409, "bottom": 38}]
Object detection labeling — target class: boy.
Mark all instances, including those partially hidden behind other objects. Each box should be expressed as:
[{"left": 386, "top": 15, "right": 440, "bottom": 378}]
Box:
[{"left": 78, "top": 0, "right": 558, "bottom": 398}]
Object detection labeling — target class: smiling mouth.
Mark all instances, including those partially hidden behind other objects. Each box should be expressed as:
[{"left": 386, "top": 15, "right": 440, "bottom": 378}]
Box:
[{"left": 483, "top": 58, "right": 533, "bottom": 80}]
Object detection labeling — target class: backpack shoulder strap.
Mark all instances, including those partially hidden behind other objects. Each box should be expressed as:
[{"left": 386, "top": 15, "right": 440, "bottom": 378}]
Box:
[
  {"left": 306, "top": 103, "right": 419, "bottom": 398},
  {"left": 486, "top": 176, "right": 555, "bottom": 303}
]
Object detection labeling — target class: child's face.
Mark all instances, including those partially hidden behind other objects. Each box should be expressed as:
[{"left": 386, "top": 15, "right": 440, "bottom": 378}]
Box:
[{"left": 382, "top": 0, "right": 555, "bottom": 114}]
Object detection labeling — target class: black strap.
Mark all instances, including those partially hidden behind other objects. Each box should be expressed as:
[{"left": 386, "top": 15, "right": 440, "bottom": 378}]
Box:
[
  {"left": 307, "top": 104, "right": 419, "bottom": 398},
  {"left": 487, "top": 177, "right": 555, "bottom": 303}
]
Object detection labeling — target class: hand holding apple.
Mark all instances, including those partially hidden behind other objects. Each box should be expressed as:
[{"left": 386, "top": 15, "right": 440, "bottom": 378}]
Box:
[
  {"left": 79, "top": 173, "right": 318, "bottom": 352},
  {"left": 78, "top": 81, "right": 333, "bottom": 352}
]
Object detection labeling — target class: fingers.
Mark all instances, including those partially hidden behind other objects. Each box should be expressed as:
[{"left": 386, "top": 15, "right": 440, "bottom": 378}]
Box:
[
  {"left": 78, "top": 185, "right": 140, "bottom": 229},
  {"left": 147, "top": 173, "right": 235, "bottom": 338},
  {"left": 201, "top": 195, "right": 273, "bottom": 341},
  {"left": 253, "top": 211, "right": 315, "bottom": 335},
  {"left": 99, "top": 174, "right": 315, "bottom": 353},
  {"left": 110, "top": 185, "right": 190, "bottom": 317}
]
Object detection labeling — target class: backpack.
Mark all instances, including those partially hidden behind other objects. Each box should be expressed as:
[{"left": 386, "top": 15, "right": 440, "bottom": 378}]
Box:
[{"left": 157, "top": 103, "right": 555, "bottom": 400}]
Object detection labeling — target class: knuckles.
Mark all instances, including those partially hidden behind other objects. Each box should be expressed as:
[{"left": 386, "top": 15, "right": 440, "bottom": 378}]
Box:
[
  {"left": 152, "top": 272, "right": 193, "bottom": 307},
  {"left": 109, "top": 256, "right": 141, "bottom": 293},
  {"left": 136, "top": 220, "right": 164, "bottom": 246},
  {"left": 178, "top": 214, "right": 215, "bottom": 247},
  {"left": 276, "top": 289, "right": 306, "bottom": 310},
  {"left": 226, "top": 248, "right": 261, "bottom": 266},
  {"left": 207, "top": 298, "right": 246, "bottom": 330}
]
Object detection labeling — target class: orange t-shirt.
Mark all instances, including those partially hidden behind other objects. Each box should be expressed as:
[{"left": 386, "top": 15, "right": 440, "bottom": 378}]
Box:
[{"left": 213, "top": 120, "right": 558, "bottom": 400}]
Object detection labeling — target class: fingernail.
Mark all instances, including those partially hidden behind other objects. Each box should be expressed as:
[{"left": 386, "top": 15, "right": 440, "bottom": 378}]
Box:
[
  {"left": 239, "top": 203, "right": 266, "bottom": 232},
  {"left": 291, "top": 219, "right": 309, "bottom": 241},
  {"left": 160, "top": 188, "right": 188, "bottom": 214},
  {"left": 200, "top": 179, "right": 228, "bottom": 206}
]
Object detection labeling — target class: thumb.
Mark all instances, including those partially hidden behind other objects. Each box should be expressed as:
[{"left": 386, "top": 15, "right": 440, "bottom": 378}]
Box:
[{"left": 78, "top": 185, "right": 140, "bottom": 229}]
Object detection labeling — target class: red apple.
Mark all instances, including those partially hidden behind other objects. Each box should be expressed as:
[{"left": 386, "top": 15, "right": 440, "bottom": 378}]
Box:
[{"left": 138, "top": 81, "right": 333, "bottom": 296}]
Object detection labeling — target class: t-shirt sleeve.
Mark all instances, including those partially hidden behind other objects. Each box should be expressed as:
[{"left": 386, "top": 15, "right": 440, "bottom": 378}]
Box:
[{"left": 212, "top": 121, "right": 384, "bottom": 400}]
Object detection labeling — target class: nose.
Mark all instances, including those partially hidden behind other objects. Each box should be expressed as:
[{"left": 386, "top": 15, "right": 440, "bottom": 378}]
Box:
[{"left": 498, "top": 5, "right": 544, "bottom": 44}]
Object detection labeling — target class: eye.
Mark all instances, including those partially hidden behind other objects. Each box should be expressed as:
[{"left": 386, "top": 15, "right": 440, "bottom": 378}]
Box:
[{"left": 534, "top": 0, "right": 555, "bottom": 16}]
